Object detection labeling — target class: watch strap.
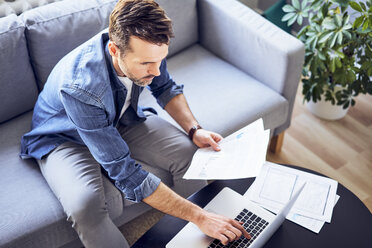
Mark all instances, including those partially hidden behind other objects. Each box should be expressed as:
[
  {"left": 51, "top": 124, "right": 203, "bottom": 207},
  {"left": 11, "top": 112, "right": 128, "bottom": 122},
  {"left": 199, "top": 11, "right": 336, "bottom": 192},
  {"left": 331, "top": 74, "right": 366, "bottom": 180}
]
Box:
[{"left": 188, "top": 124, "right": 202, "bottom": 140}]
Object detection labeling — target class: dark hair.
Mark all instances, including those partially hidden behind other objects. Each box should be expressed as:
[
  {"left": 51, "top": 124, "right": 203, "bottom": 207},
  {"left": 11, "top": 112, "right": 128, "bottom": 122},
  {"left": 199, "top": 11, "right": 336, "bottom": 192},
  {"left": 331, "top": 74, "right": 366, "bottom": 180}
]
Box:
[{"left": 109, "top": 0, "right": 174, "bottom": 55}]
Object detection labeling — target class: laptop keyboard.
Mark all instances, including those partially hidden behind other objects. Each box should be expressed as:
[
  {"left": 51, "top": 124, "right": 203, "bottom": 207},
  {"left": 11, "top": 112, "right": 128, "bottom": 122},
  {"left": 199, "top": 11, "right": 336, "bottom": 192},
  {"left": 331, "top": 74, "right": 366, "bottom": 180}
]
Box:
[{"left": 207, "top": 208, "right": 269, "bottom": 248}]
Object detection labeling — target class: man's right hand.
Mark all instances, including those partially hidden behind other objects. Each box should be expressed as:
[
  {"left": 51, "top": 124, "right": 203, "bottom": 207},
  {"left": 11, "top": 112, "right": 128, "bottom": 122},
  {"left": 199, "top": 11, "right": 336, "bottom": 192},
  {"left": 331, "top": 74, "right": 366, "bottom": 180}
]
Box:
[
  {"left": 143, "top": 182, "right": 251, "bottom": 246},
  {"left": 195, "top": 210, "right": 251, "bottom": 245}
]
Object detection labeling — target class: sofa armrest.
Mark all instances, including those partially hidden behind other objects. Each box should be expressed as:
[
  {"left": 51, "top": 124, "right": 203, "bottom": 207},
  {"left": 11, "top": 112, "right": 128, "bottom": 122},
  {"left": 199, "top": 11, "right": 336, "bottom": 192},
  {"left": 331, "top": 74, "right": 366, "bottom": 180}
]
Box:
[{"left": 198, "top": 0, "right": 305, "bottom": 134}]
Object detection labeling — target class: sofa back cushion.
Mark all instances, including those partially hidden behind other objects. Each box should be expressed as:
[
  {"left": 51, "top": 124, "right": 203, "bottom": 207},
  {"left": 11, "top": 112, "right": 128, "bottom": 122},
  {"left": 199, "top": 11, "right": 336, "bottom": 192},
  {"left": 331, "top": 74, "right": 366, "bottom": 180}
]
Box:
[
  {"left": 22, "top": 0, "right": 118, "bottom": 90},
  {"left": 157, "top": 0, "right": 198, "bottom": 57},
  {"left": 0, "top": 14, "right": 38, "bottom": 123},
  {"left": 22, "top": 0, "right": 198, "bottom": 90}
]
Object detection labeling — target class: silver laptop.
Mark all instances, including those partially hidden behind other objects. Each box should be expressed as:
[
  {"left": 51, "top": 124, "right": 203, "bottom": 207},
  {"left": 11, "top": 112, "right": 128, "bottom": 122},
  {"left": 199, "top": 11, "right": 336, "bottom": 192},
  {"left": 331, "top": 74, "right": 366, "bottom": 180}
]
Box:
[{"left": 166, "top": 183, "right": 305, "bottom": 248}]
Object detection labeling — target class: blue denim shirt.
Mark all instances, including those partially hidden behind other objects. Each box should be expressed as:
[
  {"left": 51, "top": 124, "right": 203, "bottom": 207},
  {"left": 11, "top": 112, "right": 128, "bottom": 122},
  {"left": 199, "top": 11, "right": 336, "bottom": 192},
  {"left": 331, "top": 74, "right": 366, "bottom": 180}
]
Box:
[{"left": 20, "top": 32, "right": 184, "bottom": 202}]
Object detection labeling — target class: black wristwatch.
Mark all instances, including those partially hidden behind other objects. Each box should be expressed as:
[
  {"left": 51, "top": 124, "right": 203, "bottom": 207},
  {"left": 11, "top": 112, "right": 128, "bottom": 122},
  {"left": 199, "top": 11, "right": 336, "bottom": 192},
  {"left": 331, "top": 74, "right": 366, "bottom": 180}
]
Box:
[{"left": 188, "top": 124, "right": 202, "bottom": 140}]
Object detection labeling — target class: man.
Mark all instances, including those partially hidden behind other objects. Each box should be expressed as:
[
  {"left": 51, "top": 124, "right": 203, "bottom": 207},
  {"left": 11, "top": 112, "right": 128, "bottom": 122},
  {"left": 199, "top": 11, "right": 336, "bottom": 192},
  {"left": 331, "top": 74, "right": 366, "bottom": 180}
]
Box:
[{"left": 20, "top": 0, "right": 250, "bottom": 247}]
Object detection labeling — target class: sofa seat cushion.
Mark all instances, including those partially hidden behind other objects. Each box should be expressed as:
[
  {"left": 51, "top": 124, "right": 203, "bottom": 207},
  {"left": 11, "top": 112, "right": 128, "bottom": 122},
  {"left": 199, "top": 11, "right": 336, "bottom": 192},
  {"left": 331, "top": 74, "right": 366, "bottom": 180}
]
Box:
[
  {"left": 139, "top": 44, "right": 289, "bottom": 137},
  {"left": 0, "top": 112, "right": 123, "bottom": 248},
  {"left": 0, "top": 111, "right": 176, "bottom": 247}
]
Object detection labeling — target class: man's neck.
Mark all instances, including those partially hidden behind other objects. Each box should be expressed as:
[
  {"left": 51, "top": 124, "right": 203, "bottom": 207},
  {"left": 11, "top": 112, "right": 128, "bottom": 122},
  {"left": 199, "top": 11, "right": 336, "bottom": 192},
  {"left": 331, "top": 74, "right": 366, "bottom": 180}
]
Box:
[{"left": 111, "top": 55, "right": 126, "bottom": 77}]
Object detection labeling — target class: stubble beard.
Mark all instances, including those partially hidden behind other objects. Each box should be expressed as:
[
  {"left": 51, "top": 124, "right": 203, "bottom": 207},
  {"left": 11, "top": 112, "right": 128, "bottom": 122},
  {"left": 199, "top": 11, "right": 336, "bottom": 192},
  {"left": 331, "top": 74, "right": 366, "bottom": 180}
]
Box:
[
  {"left": 119, "top": 61, "right": 154, "bottom": 87},
  {"left": 131, "top": 77, "right": 153, "bottom": 87}
]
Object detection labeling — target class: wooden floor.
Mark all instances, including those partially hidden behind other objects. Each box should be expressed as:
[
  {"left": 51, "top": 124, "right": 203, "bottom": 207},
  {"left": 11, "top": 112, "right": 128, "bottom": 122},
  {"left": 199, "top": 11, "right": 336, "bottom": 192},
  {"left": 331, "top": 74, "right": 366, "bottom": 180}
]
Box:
[{"left": 267, "top": 85, "right": 372, "bottom": 212}]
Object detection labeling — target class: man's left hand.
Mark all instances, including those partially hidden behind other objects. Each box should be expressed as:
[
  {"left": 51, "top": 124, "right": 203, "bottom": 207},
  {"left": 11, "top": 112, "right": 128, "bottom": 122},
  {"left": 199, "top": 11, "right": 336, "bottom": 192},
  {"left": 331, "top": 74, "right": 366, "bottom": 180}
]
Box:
[{"left": 193, "top": 129, "right": 223, "bottom": 151}]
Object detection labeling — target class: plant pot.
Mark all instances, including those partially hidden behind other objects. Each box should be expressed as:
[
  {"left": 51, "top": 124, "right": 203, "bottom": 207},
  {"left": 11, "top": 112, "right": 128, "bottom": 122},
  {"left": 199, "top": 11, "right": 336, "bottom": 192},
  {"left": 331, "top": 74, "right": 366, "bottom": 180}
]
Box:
[{"left": 306, "top": 98, "right": 349, "bottom": 120}]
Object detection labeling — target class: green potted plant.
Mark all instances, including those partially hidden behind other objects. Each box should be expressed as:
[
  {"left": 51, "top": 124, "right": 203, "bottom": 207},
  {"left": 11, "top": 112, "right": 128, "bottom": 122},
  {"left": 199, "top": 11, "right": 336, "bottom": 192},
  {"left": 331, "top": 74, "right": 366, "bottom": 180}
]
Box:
[{"left": 282, "top": 0, "right": 372, "bottom": 119}]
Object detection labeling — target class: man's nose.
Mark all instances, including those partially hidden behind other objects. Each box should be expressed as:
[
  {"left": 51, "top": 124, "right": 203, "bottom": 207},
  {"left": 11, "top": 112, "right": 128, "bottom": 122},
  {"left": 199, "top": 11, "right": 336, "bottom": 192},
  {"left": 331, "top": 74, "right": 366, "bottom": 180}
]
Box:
[{"left": 148, "top": 63, "right": 161, "bottom": 77}]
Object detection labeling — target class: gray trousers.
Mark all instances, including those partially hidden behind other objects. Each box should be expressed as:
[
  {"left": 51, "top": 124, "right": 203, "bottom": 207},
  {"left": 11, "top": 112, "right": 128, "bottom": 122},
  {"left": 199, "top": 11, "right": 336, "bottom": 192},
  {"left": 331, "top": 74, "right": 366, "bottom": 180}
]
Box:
[{"left": 37, "top": 115, "right": 207, "bottom": 248}]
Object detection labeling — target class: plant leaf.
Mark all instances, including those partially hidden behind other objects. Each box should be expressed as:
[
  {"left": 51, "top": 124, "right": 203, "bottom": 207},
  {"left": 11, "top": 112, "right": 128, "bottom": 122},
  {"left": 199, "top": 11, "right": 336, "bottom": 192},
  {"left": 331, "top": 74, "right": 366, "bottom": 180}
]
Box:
[
  {"left": 282, "top": 4, "right": 296, "bottom": 13},
  {"left": 297, "top": 14, "right": 304, "bottom": 25},
  {"left": 362, "top": 19, "right": 369, "bottom": 30},
  {"left": 342, "top": 30, "right": 352, "bottom": 40},
  {"left": 303, "top": 5, "right": 311, "bottom": 13},
  {"left": 365, "top": 45, "right": 372, "bottom": 58},
  {"left": 301, "top": 0, "right": 309, "bottom": 10},
  {"left": 323, "top": 17, "right": 337, "bottom": 29},
  {"left": 368, "top": 67, "right": 372, "bottom": 76},
  {"left": 315, "top": 24, "right": 322, "bottom": 33},
  {"left": 343, "top": 14, "right": 350, "bottom": 25},
  {"left": 337, "top": 31, "right": 343, "bottom": 44},
  {"left": 297, "top": 26, "right": 309, "bottom": 38},
  {"left": 349, "top": 1, "right": 363, "bottom": 12},
  {"left": 353, "top": 16, "right": 364, "bottom": 28},
  {"left": 319, "top": 32, "right": 334, "bottom": 43},
  {"left": 332, "top": 0, "right": 350, "bottom": 8},
  {"left": 322, "top": 3, "right": 329, "bottom": 17},
  {"left": 335, "top": 50, "right": 345, "bottom": 59},
  {"left": 330, "top": 58, "right": 336, "bottom": 72},
  {"left": 288, "top": 14, "right": 298, "bottom": 26},
  {"left": 348, "top": 70, "right": 357, "bottom": 82},
  {"left": 311, "top": 0, "right": 323, "bottom": 9},
  {"left": 368, "top": 0, "right": 372, "bottom": 8},
  {"left": 335, "top": 15, "right": 343, "bottom": 27},
  {"left": 360, "top": 2, "right": 367, "bottom": 11},
  {"left": 343, "top": 101, "right": 350, "bottom": 109},
  {"left": 361, "top": 60, "right": 372, "bottom": 70},
  {"left": 317, "top": 10, "right": 324, "bottom": 19},
  {"left": 336, "top": 58, "right": 342, "bottom": 67},
  {"left": 282, "top": 12, "right": 296, "bottom": 21},
  {"left": 334, "top": 7, "right": 341, "bottom": 14},
  {"left": 306, "top": 30, "right": 316, "bottom": 36},
  {"left": 318, "top": 51, "right": 326, "bottom": 60},
  {"left": 329, "top": 33, "right": 338, "bottom": 47},
  {"left": 305, "top": 35, "right": 316, "bottom": 46},
  {"left": 312, "top": 36, "right": 319, "bottom": 51},
  {"left": 292, "top": 0, "right": 301, "bottom": 10},
  {"left": 343, "top": 24, "right": 352, "bottom": 30}
]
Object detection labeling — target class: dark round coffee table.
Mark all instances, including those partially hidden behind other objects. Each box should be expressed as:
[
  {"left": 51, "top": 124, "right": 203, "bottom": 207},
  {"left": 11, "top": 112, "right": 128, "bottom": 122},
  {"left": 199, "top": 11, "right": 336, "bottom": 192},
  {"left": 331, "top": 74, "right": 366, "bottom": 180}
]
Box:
[{"left": 132, "top": 164, "right": 372, "bottom": 248}]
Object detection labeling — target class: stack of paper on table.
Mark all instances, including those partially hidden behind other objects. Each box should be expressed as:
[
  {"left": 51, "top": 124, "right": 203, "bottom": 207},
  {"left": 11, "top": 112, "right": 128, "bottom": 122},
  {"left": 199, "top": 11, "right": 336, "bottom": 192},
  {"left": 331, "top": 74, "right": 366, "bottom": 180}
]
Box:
[
  {"left": 183, "top": 119, "right": 270, "bottom": 180},
  {"left": 244, "top": 162, "right": 340, "bottom": 233},
  {"left": 183, "top": 118, "right": 338, "bottom": 233}
]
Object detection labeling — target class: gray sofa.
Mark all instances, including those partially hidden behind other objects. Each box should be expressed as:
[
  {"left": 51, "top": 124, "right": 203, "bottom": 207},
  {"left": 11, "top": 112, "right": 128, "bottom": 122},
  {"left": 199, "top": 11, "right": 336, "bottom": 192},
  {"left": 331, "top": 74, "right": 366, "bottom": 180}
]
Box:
[{"left": 0, "top": 0, "right": 304, "bottom": 247}]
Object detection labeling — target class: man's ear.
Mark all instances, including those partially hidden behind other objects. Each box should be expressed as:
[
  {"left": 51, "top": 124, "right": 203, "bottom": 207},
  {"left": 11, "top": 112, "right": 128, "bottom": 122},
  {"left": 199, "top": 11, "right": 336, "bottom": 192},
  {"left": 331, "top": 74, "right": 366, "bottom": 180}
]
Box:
[{"left": 108, "top": 41, "right": 119, "bottom": 57}]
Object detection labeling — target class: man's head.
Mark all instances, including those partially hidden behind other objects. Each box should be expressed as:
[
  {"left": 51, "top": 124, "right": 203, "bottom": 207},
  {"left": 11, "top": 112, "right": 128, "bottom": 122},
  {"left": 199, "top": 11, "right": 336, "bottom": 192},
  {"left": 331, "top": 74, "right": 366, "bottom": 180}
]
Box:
[{"left": 108, "top": 0, "right": 173, "bottom": 86}]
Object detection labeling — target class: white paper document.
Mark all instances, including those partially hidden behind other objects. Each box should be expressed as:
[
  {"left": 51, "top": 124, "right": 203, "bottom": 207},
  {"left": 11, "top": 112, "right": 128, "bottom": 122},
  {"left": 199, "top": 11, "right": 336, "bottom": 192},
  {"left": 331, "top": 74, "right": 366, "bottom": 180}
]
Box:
[
  {"left": 183, "top": 119, "right": 269, "bottom": 180},
  {"left": 246, "top": 162, "right": 338, "bottom": 223},
  {"left": 286, "top": 195, "right": 340, "bottom": 233},
  {"left": 245, "top": 183, "right": 340, "bottom": 233}
]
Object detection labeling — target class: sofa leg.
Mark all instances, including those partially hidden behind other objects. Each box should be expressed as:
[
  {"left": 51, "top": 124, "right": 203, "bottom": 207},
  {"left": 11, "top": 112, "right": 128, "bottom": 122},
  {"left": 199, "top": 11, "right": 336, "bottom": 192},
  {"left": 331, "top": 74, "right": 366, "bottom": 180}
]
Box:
[{"left": 269, "top": 132, "right": 285, "bottom": 153}]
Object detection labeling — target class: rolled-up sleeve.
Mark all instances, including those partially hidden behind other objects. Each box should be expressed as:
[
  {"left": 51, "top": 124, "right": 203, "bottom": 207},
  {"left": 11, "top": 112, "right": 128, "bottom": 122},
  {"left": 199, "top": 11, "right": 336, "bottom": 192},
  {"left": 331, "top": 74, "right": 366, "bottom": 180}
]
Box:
[
  {"left": 148, "top": 59, "right": 184, "bottom": 108},
  {"left": 60, "top": 90, "right": 160, "bottom": 202}
]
